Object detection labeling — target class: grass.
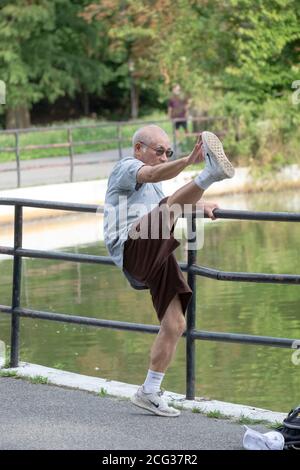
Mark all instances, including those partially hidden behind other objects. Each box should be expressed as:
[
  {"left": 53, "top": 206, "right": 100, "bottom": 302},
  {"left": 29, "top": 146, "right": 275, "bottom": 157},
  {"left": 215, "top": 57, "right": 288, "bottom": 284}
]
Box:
[
  {"left": 192, "top": 407, "right": 202, "bottom": 413},
  {"left": 52, "top": 363, "right": 66, "bottom": 370},
  {"left": 205, "top": 410, "right": 230, "bottom": 420},
  {"left": 28, "top": 375, "right": 49, "bottom": 385},
  {"left": 237, "top": 415, "right": 269, "bottom": 426},
  {"left": 0, "top": 369, "right": 49, "bottom": 385},
  {"left": 266, "top": 421, "right": 283, "bottom": 430},
  {"left": 0, "top": 370, "right": 18, "bottom": 378},
  {"left": 98, "top": 387, "right": 108, "bottom": 397},
  {"left": 3, "top": 358, "right": 11, "bottom": 369},
  {"left": 0, "top": 112, "right": 172, "bottom": 163},
  {"left": 236, "top": 415, "right": 283, "bottom": 429}
]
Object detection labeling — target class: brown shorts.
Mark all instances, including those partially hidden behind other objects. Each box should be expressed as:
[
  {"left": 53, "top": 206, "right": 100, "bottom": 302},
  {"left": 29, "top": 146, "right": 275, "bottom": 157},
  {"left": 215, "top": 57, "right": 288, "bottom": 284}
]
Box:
[{"left": 123, "top": 198, "right": 192, "bottom": 322}]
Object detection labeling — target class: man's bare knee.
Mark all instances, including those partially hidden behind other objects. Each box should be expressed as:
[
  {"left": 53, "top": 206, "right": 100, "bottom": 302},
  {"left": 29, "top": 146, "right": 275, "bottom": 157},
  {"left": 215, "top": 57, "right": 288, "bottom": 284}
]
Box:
[{"left": 161, "top": 314, "right": 186, "bottom": 337}]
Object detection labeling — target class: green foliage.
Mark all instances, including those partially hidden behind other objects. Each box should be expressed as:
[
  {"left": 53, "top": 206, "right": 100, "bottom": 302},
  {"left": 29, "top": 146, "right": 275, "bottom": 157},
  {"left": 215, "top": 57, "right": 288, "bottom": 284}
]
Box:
[
  {"left": 0, "top": 370, "right": 18, "bottom": 378},
  {"left": 98, "top": 387, "right": 108, "bottom": 397},
  {"left": 0, "top": 0, "right": 112, "bottom": 109},
  {"left": 191, "top": 407, "right": 202, "bottom": 414},
  {"left": 29, "top": 375, "right": 49, "bottom": 384},
  {"left": 237, "top": 414, "right": 270, "bottom": 426},
  {"left": 206, "top": 410, "right": 230, "bottom": 420},
  {"left": 0, "top": 0, "right": 299, "bottom": 168}
]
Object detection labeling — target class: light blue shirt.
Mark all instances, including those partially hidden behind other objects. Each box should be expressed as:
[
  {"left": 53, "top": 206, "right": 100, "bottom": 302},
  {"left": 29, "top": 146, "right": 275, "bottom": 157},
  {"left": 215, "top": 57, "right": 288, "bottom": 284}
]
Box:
[{"left": 104, "top": 156, "right": 165, "bottom": 267}]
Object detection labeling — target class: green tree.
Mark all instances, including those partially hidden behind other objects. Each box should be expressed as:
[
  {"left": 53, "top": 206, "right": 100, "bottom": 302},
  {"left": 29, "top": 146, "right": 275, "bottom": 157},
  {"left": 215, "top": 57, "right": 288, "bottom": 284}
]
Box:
[
  {"left": 0, "top": 0, "right": 111, "bottom": 128},
  {"left": 223, "top": 0, "right": 300, "bottom": 102},
  {"left": 83, "top": 0, "right": 176, "bottom": 118}
]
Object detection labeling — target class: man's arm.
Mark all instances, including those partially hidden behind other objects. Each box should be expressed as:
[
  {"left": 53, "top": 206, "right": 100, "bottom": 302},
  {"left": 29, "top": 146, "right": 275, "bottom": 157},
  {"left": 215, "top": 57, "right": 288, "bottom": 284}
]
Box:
[
  {"left": 137, "top": 134, "right": 203, "bottom": 184},
  {"left": 137, "top": 157, "right": 189, "bottom": 183}
]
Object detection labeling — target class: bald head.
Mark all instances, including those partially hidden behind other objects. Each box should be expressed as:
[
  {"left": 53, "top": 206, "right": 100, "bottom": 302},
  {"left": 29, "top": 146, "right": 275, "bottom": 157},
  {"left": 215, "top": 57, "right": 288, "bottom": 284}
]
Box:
[
  {"left": 132, "top": 124, "right": 172, "bottom": 165},
  {"left": 132, "top": 125, "right": 169, "bottom": 149}
]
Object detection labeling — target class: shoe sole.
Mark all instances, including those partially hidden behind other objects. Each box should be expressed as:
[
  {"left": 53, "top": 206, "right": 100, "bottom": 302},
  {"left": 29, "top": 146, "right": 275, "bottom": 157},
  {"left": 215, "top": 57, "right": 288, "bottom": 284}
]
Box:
[
  {"left": 131, "top": 395, "right": 180, "bottom": 417},
  {"left": 202, "top": 131, "right": 235, "bottom": 178}
]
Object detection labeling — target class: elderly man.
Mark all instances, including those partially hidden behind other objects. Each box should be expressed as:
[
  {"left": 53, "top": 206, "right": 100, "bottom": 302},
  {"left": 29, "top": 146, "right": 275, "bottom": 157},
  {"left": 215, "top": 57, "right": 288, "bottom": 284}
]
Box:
[{"left": 104, "top": 125, "right": 234, "bottom": 417}]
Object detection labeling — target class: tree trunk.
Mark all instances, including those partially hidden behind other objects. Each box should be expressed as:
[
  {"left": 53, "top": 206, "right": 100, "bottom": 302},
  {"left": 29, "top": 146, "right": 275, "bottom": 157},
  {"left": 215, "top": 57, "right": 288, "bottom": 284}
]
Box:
[
  {"left": 130, "top": 80, "right": 139, "bottom": 119},
  {"left": 6, "top": 106, "right": 31, "bottom": 129},
  {"left": 82, "top": 89, "right": 90, "bottom": 116}
]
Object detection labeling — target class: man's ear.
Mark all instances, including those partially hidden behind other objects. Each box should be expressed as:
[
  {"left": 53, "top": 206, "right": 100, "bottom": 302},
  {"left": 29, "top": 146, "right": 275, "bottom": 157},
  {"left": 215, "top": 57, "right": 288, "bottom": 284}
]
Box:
[
  {"left": 136, "top": 143, "right": 146, "bottom": 154},
  {"left": 135, "top": 143, "right": 143, "bottom": 160}
]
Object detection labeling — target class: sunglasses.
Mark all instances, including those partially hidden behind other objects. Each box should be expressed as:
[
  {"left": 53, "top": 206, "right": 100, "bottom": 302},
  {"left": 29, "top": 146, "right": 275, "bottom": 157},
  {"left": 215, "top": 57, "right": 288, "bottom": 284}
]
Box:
[{"left": 140, "top": 141, "right": 174, "bottom": 159}]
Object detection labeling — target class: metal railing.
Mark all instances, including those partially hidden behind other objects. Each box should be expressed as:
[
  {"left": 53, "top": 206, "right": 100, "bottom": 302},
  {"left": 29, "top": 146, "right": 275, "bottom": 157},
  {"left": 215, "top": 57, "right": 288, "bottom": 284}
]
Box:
[
  {"left": 0, "top": 197, "right": 299, "bottom": 400},
  {"left": 0, "top": 116, "right": 229, "bottom": 188}
]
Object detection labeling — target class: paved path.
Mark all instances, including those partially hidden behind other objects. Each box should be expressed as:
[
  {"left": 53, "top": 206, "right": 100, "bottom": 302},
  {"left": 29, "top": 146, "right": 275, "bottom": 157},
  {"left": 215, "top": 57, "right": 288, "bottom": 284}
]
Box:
[
  {"left": 0, "top": 148, "right": 132, "bottom": 190},
  {"left": 0, "top": 377, "right": 267, "bottom": 450}
]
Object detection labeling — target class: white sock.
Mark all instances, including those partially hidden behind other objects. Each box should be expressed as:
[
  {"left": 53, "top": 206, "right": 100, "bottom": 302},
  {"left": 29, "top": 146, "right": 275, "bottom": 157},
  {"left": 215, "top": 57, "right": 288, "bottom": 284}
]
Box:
[
  {"left": 194, "top": 167, "right": 217, "bottom": 190},
  {"left": 143, "top": 369, "right": 165, "bottom": 394}
]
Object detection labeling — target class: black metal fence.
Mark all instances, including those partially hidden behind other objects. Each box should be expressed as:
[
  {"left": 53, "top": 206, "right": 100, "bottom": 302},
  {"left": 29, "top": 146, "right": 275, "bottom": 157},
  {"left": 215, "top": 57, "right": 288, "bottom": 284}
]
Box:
[{"left": 0, "top": 197, "right": 300, "bottom": 400}]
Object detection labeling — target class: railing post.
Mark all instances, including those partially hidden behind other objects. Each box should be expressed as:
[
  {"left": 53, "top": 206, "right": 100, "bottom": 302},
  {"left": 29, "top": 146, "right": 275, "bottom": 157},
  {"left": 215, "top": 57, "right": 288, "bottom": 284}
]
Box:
[
  {"left": 186, "top": 213, "right": 196, "bottom": 400},
  {"left": 68, "top": 128, "right": 74, "bottom": 182},
  {"left": 117, "top": 124, "right": 122, "bottom": 160},
  {"left": 10, "top": 205, "right": 23, "bottom": 367},
  {"left": 15, "top": 131, "right": 21, "bottom": 188}
]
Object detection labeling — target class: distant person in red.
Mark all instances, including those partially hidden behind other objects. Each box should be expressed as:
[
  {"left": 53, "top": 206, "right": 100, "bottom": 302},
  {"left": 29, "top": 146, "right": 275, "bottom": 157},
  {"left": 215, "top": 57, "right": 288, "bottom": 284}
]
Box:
[{"left": 168, "top": 84, "right": 189, "bottom": 139}]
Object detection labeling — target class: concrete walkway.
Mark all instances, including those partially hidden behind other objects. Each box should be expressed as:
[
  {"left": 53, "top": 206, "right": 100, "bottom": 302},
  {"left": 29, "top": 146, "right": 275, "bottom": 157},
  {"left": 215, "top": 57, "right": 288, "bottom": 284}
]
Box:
[{"left": 0, "top": 376, "right": 260, "bottom": 450}]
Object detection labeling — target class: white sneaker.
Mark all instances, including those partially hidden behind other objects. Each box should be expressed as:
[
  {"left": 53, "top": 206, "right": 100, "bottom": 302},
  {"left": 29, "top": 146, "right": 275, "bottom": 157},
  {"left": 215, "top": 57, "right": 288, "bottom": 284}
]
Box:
[
  {"left": 131, "top": 386, "right": 181, "bottom": 417},
  {"left": 195, "top": 131, "right": 235, "bottom": 190}
]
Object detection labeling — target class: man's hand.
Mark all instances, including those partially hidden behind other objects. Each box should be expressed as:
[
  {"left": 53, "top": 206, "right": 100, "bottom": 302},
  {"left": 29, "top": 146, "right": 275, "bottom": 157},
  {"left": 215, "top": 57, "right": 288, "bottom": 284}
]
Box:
[
  {"left": 186, "top": 134, "right": 205, "bottom": 166},
  {"left": 197, "top": 201, "right": 219, "bottom": 220}
]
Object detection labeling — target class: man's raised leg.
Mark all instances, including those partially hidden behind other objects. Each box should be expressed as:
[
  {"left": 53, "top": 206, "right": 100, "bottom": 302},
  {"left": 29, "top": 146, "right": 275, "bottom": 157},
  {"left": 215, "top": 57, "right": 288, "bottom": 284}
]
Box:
[{"left": 167, "top": 131, "right": 235, "bottom": 209}]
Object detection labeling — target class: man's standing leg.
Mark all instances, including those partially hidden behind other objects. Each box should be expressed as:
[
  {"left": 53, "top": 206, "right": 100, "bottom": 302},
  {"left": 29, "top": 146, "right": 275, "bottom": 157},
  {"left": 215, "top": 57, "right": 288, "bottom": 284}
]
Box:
[
  {"left": 148, "top": 294, "right": 186, "bottom": 374},
  {"left": 143, "top": 294, "right": 186, "bottom": 397},
  {"left": 131, "top": 294, "right": 186, "bottom": 417}
]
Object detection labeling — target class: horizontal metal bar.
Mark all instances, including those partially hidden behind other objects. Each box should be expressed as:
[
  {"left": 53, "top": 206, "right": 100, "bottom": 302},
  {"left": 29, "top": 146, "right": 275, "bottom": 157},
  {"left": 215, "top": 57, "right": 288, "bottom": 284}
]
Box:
[
  {"left": 0, "top": 246, "right": 115, "bottom": 265},
  {"left": 1, "top": 199, "right": 300, "bottom": 222},
  {"left": 191, "top": 330, "right": 299, "bottom": 348},
  {"left": 9, "top": 139, "right": 121, "bottom": 152},
  {"left": 72, "top": 139, "right": 119, "bottom": 147},
  {"left": 1, "top": 305, "right": 297, "bottom": 349},
  {"left": 190, "top": 265, "right": 300, "bottom": 284},
  {"left": 0, "top": 246, "right": 185, "bottom": 269},
  {"left": 0, "top": 305, "right": 160, "bottom": 334},
  {"left": 0, "top": 305, "right": 11, "bottom": 314},
  {"left": 0, "top": 147, "right": 16, "bottom": 152},
  {"left": 17, "top": 248, "right": 114, "bottom": 265},
  {"left": 213, "top": 208, "right": 300, "bottom": 222},
  {"left": 0, "top": 197, "right": 103, "bottom": 213},
  {"left": 1, "top": 246, "right": 299, "bottom": 285},
  {"left": 0, "top": 246, "right": 14, "bottom": 256},
  {"left": 22, "top": 143, "right": 70, "bottom": 150}
]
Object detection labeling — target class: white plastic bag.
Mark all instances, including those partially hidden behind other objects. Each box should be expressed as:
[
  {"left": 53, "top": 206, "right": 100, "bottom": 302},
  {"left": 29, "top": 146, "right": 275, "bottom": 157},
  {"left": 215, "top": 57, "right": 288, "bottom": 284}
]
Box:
[{"left": 243, "top": 425, "right": 285, "bottom": 450}]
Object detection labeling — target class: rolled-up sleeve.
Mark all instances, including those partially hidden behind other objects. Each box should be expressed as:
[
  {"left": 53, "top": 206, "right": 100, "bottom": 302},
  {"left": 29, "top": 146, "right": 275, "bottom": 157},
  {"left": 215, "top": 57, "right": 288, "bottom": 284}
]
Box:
[{"left": 115, "top": 158, "right": 145, "bottom": 191}]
